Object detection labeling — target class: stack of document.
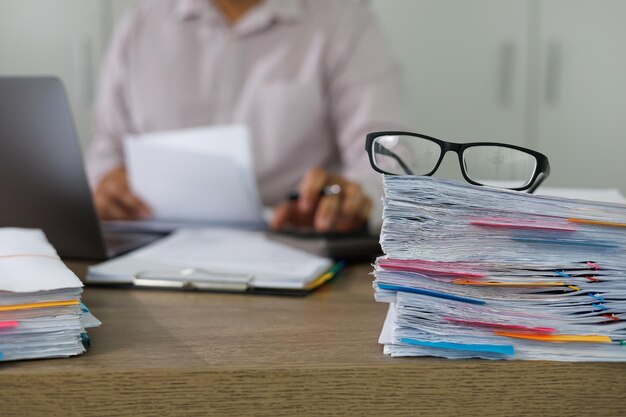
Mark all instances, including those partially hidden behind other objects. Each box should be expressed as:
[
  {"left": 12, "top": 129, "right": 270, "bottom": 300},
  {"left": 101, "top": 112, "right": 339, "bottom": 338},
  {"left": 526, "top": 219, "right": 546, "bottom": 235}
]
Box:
[
  {"left": 375, "top": 176, "right": 626, "bottom": 361},
  {"left": 0, "top": 228, "right": 100, "bottom": 361}
]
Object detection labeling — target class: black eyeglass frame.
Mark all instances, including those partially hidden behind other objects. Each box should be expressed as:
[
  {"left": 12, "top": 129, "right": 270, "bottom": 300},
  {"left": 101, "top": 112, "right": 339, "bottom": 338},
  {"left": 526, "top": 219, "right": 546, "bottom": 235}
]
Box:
[{"left": 365, "top": 131, "right": 551, "bottom": 193}]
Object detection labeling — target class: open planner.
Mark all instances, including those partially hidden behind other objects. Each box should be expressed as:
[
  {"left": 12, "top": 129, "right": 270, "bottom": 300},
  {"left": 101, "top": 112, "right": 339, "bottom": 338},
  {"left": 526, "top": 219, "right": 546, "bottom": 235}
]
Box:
[
  {"left": 86, "top": 228, "right": 337, "bottom": 295},
  {"left": 374, "top": 176, "right": 626, "bottom": 361},
  {"left": 0, "top": 228, "right": 100, "bottom": 362}
]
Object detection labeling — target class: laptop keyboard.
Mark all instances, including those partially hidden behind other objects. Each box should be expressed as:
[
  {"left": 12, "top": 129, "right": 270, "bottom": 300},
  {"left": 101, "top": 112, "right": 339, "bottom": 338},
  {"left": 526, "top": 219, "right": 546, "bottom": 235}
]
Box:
[{"left": 104, "top": 232, "right": 162, "bottom": 257}]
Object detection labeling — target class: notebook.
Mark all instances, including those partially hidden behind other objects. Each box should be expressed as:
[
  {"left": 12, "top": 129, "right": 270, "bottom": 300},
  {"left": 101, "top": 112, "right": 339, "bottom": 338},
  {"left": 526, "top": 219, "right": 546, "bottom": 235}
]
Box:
[{"left": 86, "top": 228, "right": 337, "bottom": 295}]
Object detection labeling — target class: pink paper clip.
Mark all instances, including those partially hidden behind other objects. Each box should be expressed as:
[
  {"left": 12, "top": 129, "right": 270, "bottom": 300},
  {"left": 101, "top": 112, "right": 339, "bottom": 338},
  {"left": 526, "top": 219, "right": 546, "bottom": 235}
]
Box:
[
  {"left": 469, "top": 217, "right": 576, "bottom": 232},
  {"left": 444, "top": 317, "right": 555, "bottom": 334},
  {"left": 0, "top": 321, "right": 18, "bottom": 330},
  {"left": 378, "top": 258, "right": 485, "bottom": 278}
]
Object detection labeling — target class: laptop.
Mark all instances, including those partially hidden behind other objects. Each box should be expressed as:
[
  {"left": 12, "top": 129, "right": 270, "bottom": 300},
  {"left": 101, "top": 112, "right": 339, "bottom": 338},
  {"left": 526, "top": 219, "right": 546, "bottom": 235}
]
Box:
[{"left": 0, "top": 76, "right": 160, "bottom": 260}]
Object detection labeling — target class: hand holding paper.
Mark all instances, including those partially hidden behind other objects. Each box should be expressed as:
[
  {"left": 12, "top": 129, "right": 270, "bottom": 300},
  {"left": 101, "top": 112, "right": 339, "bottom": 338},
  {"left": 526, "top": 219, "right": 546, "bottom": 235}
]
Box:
[
  {"left": 94, "top": 167, "right": 152, "bottom": 220},
  {"left": 123, "top": 125, "right": 264, "bottom": 226}
]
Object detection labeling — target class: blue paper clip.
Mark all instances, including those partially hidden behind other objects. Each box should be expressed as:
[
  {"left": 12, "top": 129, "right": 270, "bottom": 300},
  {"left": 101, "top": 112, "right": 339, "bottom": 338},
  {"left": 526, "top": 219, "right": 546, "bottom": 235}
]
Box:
[
  {"left": 399, "top": 338, "right": 514, "bottom": 356},
  {"left": 588, "top": 293, "right": 605, "bottom": 302},
  {"left": 512, "top": 237, "right": 619, "bottom": 249},
  {"left": 377, "top": 283, "right": 486, "bottom": 305}
]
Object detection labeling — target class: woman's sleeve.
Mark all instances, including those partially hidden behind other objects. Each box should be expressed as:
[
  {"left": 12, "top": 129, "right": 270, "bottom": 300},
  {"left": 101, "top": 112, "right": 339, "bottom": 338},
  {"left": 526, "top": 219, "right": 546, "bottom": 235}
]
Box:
[
  {"left": 325, "top": 4, "right": 412, "bottom": 227},
  {"left": 86, "top": 13, "right": 138, "bottom": 189}
]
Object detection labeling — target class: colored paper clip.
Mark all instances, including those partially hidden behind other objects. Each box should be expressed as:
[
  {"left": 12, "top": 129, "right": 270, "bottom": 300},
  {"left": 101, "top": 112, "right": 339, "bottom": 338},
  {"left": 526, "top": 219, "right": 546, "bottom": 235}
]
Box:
[
  {"left": 568, "top": 218, "right": 626, "bottom": 228},
  {"left": 469, "top": 218, "right": 576, "bottom": 232},
  {"left": 80, "top": 332, "right": 91, "bottom": 349},
  {"left": 602, "top": 314, "right": 620, "bottom": 322},
  {"left": 592, "top": 303, "right": 608, "bottom": 311},
  {"left": 568, "top": 285, "right": 580, "bottom": 292},
  {"left": 588, "top": 293, "right": 605, "bottom": 302},
  {"left": 444, "top": 317, "right": 555, "bottom": 334},
  {"left": 377, "top": 259, "right": 485, "bottom": 278},
  {"left": 453, "top": 279, "right": 564, "bottom": 287},
  {"left": 0, "top": 300, "right": 79, "bottom": 312},
  {"left": 495, "top": 332, "right": 613, "bottom": 343},
  {"left": 554, "top": 270, "right": 570, "bottom": 278},
  {"left": 399, "top": 337, "right": 514, "bottom": 356},
  {"left": 511, "top": 237, "right": 619, "bottom": 249},
  {"left": 304, "top": 261, "right": 345, "bottom": 291},
  {"left": 377, "top": 283, "right": 486, "bottom": 305},
  {"left": 586, "top": 276, "right": 601, "bottom": 283},
  {"left": 587, "top": 261, "right": 600, "bottom": 270},
  {"left": 0, "top": 321, "right": 19, "bottom": 330}
]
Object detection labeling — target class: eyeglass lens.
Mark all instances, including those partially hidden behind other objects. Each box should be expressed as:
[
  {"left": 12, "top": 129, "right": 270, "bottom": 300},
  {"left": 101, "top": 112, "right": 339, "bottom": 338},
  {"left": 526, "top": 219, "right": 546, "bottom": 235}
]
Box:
[
  {"left": 372, "top": 135, "right": 538, "bottom": 188},
  {"left": 372, "top": 135, "right": 440, "bottom": 176},
  {"left": 462, "top": 145, "right": 537, "bottom": 188}
]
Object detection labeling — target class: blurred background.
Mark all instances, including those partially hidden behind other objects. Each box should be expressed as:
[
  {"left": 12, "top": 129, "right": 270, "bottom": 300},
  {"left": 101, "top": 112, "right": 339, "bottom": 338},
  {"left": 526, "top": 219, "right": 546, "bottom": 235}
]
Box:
[{"left": 1, "top": 0, "right": 624, "bottom": 193}]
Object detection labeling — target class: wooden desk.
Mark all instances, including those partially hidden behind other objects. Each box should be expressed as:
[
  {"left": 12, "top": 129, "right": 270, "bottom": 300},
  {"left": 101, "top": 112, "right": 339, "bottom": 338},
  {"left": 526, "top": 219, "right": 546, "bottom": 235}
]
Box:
[{"left": 2, "top": 263, "right": 626, "bottom": 417}]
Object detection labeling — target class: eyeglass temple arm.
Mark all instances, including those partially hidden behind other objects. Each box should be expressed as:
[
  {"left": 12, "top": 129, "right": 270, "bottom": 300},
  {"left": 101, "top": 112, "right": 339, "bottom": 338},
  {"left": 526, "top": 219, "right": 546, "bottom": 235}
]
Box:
[
  {"left": 527, "top": 171, "right": 547, "bottom": 194},
  {"left": 373, "top": 142, "right": 414, "bottom": 175}
]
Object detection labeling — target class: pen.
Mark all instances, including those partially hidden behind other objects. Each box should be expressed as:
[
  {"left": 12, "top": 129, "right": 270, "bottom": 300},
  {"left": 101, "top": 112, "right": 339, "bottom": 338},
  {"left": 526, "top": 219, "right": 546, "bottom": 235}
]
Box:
[
  {"left": 286, "top": 184, "right": 342, "bottom": 202},
  {"left": 277, "top": 184, "right": 345, "bottom": 233}
]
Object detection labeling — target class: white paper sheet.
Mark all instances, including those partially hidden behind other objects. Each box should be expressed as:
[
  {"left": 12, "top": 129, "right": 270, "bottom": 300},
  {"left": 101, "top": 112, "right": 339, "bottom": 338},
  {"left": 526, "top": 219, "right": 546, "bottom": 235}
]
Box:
[
  {"left": 485, "top": 181, "right": 626, "bottom": 204},
  {"left": 125, "top": 125, "right": 264, "bottom": 225},
  {"left": 0, "top": 228, "right": 83, "bottom": 293},
  {"left": 536, "top": 187, "right": 626, "bottom": 205}
]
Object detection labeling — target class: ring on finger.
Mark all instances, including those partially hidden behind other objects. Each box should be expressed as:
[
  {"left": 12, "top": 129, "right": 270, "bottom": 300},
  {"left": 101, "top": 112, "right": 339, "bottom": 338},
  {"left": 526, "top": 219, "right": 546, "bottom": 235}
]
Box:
[{"left": 322, "top": 184, "right": 342, "bottom": 197}]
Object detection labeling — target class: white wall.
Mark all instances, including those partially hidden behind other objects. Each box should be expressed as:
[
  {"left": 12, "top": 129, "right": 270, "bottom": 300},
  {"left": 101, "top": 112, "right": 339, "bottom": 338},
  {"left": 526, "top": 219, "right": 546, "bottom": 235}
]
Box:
[
  {"left": 0, "top": 0, "right": 110, "bottom": 149},
  {"left": 1, "top": 0, "right": 624, "bottom": 193},
  {"left": 370, "top": 0, "right": 626, "bottom": 193}
]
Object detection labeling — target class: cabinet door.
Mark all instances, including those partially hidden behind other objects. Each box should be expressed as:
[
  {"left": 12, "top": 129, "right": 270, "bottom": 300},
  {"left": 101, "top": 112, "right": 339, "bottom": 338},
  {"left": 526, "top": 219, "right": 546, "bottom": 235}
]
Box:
[
  {"left": 371, "top": 0, "right": 529, "bottom": 145},
  {"left": 536, "top": 0, "right": 626, "bottom": 194},
  {"left": 0, "top": 0, "right": 105, "bottom": 148}
]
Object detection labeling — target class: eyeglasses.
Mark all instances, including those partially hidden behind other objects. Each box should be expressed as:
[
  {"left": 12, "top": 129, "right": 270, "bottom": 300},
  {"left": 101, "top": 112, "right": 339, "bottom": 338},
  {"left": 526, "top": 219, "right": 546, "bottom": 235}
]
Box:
[{"left": 365, "top": 131, "right": 550, "bottom": 193}]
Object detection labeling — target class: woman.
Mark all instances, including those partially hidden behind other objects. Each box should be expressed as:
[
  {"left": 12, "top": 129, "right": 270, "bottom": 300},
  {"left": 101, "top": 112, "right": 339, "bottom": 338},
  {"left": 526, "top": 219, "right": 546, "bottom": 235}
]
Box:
[{"left": 88, "top": 0, "right": 408, "bottom": 232}]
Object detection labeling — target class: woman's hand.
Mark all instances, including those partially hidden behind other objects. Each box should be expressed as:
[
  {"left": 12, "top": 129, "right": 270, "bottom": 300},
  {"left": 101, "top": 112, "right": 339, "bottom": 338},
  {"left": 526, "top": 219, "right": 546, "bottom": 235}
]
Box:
[
  {"left": 93, "top": 167, "right": 152, "bottom": 220},
  {"left": 271, "top": 167, "right": 372, "bottom": 233}
]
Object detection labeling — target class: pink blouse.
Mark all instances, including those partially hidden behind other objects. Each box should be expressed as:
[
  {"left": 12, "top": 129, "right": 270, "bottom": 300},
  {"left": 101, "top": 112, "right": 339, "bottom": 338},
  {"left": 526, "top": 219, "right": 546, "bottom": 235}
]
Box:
[{"left": 87, "top": 0, "right": 409, "bottom": 205}]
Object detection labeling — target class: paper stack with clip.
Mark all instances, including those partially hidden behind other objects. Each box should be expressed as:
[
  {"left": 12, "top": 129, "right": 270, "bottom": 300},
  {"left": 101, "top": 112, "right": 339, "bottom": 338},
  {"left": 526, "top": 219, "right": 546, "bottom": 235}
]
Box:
[
  {"left": 0, "top": 228, "right": 100, "bottom": 362},
  {"left": 374, "top": 176, "right": 626, "bottom": 361},
  {"left": 87, "top": 228, "right": 336, "bottom": 294}
]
